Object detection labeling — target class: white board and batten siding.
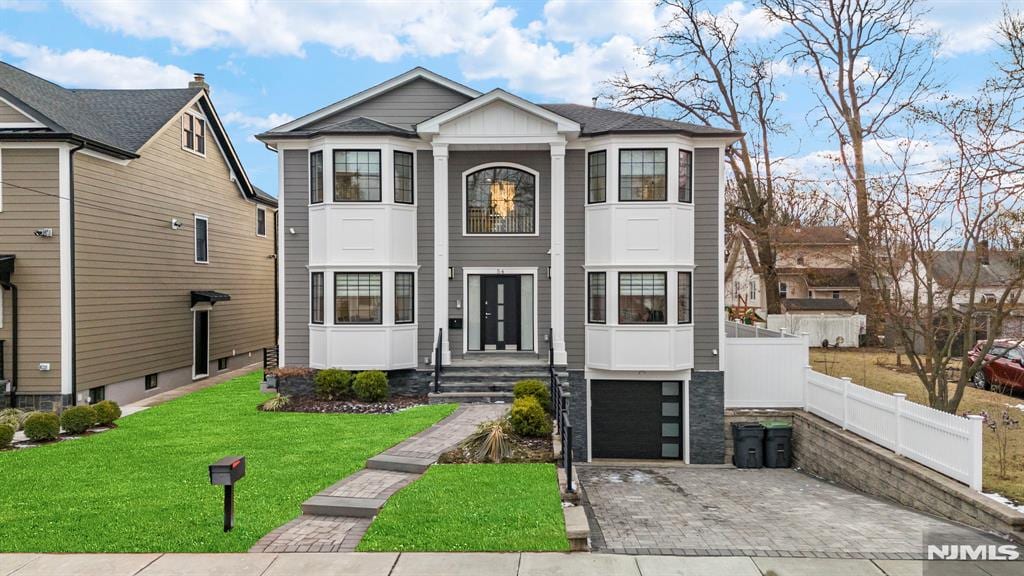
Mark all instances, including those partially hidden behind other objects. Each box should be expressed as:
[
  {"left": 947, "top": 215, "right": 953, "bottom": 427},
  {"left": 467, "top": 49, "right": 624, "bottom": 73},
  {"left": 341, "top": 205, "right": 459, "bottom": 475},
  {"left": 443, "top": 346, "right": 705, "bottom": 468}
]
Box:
[{"left": 725, "top": 322, "right": 985, "bottom": 490}]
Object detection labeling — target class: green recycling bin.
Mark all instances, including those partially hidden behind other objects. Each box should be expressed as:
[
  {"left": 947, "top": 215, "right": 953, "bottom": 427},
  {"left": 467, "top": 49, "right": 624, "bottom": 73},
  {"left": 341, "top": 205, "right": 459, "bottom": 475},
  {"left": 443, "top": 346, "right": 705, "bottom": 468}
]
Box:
[{"left": 763, "top": 421, "right": 793, "bottom": 468}]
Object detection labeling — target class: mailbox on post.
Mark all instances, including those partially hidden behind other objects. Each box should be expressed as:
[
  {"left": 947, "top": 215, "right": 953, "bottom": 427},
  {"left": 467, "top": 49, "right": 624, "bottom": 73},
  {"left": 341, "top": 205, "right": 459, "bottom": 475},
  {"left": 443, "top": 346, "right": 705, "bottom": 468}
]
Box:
[{"left": 208, "top": 456, "right": 245, "bottom": 532}]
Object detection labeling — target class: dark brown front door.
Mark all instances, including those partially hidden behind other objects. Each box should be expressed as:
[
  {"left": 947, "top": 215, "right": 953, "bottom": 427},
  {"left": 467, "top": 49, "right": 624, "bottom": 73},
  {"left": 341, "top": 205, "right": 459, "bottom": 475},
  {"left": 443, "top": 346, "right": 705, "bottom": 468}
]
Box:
[{"left": 481, "top": 275, "right": 520, "bottom": 350}]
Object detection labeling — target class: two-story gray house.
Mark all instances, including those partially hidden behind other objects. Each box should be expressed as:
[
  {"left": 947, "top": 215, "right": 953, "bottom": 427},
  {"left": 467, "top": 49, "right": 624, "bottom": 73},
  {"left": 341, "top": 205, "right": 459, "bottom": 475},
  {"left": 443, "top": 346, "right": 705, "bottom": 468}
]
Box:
[{"left": 257, "top": 68, "right": 740, "bottom": 463}]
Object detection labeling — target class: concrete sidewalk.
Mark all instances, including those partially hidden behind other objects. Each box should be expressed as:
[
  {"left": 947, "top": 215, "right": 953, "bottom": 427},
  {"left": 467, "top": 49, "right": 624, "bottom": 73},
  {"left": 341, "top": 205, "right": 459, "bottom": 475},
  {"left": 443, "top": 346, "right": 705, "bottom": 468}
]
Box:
[{"left": 3, "top": 552, "right": 1020, "bottom": 576}]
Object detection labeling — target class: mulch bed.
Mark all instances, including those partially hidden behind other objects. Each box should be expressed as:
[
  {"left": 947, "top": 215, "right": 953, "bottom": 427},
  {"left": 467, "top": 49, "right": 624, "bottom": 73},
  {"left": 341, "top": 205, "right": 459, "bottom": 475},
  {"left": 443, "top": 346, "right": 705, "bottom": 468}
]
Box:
[
  {"left": 266, "top": 395, "right": 429, "bottom": 415},
  {"left": 438, "top": 433, "right": 555, "bottom": 464}
]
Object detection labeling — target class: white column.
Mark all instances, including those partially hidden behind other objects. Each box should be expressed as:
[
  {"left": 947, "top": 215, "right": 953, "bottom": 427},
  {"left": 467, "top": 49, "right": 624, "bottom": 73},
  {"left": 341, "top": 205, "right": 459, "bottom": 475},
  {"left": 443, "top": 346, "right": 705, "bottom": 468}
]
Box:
[
  {"left": 58, "top": 145, "right": 73, "bottom": 398},
  {"left": 550, "top": 142, "right": 567, "bottom": 365},
  {"left": 432, "top": 143, "right": 451, "bottom": 364}
]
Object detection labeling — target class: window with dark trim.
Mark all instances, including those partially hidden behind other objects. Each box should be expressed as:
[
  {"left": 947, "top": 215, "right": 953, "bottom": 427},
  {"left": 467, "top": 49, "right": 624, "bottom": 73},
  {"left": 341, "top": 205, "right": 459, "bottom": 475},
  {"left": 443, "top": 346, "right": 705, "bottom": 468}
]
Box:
[
  {"left": 678, "top": 272, "right": 692, "bottom": 324},
  {"left": 588, "top": 151, "right": 606, "bottom": 204},
  {"left": 466, "top": 166, "right": 536, "bottom": 234},
  {"left": 144, "top": 373, "right": 158, "bottom": 390},
  {"left": 588, "top": 272, "right": 606, "bottom": 324},
  {"left": 678, "top": 149, "right": 693, "bottom": 203},
  {"left": 310, "top": 272, "right": 324, "bottom": 325},
  {"left": 217, "top": 357, "right": 229, "bottom": 371},
  {"left": 335, "top": 272, "right": 382, "bottom": 324},
  {"left": 310, "top": 151, "right": 323, "bottom": 204},
  {"left": 89, "top": 386, "right": 106, "bottom": 404},
  {"left": 394, "top": 151, "right": 414, "bottom": 204},
  {"left": 619, "top": 272, "right": 667, "bottom": 324},
  {"left": 395, "top": 272, "right": 415, "bottom": 324},
  {"left": 256, "top": 206, "right": 267, "bottom": 237},
  {"left": 779, "top": 282, "right": 788, "bottom": 299},
  {"left": 619, "top": 149, "right": 667, "bottom": 201},
  {"left": 182, "top": 112, "right": 206, "bottom": 155},
  {"left": 334, "top": 150, "right": 381, "bottom": 202},
  {"left": 194, "top": 215, "right": 209, "bottom": 263}
]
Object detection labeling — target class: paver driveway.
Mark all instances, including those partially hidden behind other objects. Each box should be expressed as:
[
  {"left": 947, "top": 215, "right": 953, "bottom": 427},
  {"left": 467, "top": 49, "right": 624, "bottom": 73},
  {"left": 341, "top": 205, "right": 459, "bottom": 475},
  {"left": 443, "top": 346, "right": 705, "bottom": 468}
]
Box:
[{"left": 578, "top": 465, "right": 1009, "bottom": 560}]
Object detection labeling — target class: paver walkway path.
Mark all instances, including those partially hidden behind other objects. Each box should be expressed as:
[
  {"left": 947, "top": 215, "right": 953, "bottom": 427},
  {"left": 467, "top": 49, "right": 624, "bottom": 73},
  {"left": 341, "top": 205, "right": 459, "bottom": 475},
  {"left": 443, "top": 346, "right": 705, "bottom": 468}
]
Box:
[{"left": 250, "top": 404, "right": 506, "bottom": 553}]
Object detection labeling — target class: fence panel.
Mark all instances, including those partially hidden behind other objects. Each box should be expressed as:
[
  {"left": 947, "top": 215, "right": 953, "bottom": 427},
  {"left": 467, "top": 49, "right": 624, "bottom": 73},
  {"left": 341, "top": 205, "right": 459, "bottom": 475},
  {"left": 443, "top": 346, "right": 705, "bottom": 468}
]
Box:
[
  {"left": 805, "top": 370, "right": 845, "bottom": 425},
  {"left": 898, "top": 399, "right": 976, "bottom": 486},
  {"left": 724, "top": 328, "right": 808, "bottom": 408},
  {"left": 845, "top": 385, "right": 898, "bottom": 450}
]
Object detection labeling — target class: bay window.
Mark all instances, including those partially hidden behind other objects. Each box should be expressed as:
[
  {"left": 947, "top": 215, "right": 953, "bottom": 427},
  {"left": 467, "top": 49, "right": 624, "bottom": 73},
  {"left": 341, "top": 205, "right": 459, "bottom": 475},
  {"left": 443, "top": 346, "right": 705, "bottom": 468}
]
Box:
[
  {"left": 394, "top": 151, "right": 414, "bottom": 204},
  {"left": 678, "top": 272, "right": 692, "bottom": 324},
  {"left": 395, "top": 272, "right": 414, "bottom": 324},
  {"left": 618, "top": 272, "right": 667, "bottom": 324},
  {"left": 334, "top": 150, "right": 381, "bottom": 202},
  {"left": 310, "top": 151, "right": 323, "bottom": 204},
  {"left": 588, "top": 151, "right": 606, "bottom": 203},
  {"left": 679, "top": 149, "right": 693, "bottom": 203},
  {"left": 588, "top": 272, "right": 606, "bottom": 323},
  {"left": 619, "top": 149, "right": 667, "bottom": 201},
  {"left": 335, "top": 272, "right": 382, "bottom": 324},
  {"left": 311, "top": 272, "right": 324, "bottom": 325}
]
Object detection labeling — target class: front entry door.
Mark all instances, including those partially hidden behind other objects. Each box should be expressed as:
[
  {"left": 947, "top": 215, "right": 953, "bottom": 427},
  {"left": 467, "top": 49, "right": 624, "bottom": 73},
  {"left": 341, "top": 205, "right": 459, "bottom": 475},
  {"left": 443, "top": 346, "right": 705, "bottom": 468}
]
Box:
[
  {"left": 193, "top": 309, "right": 210, "bottom": 378},
  {"left": 481, "top": 276, "right": 520, "bottom": 350}
]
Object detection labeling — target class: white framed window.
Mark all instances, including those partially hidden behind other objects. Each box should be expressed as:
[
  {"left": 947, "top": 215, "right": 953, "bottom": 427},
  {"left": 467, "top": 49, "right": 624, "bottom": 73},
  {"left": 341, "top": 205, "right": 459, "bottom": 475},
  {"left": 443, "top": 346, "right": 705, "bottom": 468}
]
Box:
[
  {"left": 464, "top": 164, "right": 538, "bottom": 235},
  {"left": 181, "top": 111, "right": 206, "bottom": 156},
  {"left": 0, "top": 147, "right": 4, "bottom": 213},
  {"left": 194, "top": 214, "right": 209, "bottom": 264},
  {"left": 779, "top": 281, "right": 788, "bottom": 299},
  {"left": 256, "top": 206, "right": 267, "bottom": 237}
]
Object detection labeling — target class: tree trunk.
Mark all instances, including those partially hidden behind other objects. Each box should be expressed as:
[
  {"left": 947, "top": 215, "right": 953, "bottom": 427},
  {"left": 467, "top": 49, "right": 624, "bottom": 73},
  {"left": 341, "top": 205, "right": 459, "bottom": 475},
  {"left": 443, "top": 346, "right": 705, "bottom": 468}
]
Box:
[{"left": 849, "top": 129, "right": 881, "bottom": 344}]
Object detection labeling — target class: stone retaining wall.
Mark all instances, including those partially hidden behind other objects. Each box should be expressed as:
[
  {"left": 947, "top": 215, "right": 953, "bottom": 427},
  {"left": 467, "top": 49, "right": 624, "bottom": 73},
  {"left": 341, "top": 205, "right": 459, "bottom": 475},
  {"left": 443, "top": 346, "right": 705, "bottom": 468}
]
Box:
[
  {"left": 275, "top": 369, "right": 429, "bottom": 398},
  {"left": 725, "top": 408, "right": 1024, "bottom": 543}
]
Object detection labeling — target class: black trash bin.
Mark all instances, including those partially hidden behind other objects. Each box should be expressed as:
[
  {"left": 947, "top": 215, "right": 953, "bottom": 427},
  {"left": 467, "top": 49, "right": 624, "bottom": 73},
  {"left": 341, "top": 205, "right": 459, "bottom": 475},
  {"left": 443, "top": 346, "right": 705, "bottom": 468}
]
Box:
[
  {"left": 763, "top": 421, "right": 793, "bottom": 468},
  {"left": 731, "top": 422, "right": 765, "bottom": 468}
]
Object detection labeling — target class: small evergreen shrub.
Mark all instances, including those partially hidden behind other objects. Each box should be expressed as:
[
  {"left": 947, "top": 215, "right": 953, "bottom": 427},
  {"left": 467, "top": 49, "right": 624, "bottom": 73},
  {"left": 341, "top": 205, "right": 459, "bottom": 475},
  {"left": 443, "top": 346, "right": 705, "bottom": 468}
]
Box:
[
  {"left": 0, "top": 423, "right": 13, "bottom": 448},
  {"left": 92, "top": 400, "right": 122, "bottom": 426},
  {"left": 19, "top": 411, "right": 40, "bottom": 428},
  {"left": 23, "top": 412, "right": 60, "bottom": 441},
  {"left": 0, "top": 407, "right": 22, "bottom": 419},
  {"left": 60, "top": 405, "right": 96, "bottom": 435},
  {"left": 0, "top": 413, "right": 19, "bottom": 431},
  {"left": 314, "top": 368, "right": 353, "bottom": 400},
  {"left": 513, "top": 379, "right": 551, "bottom": 412},
  {"left": 508, "top": 396, "right": 552, "bottom": 437},
  {"left": 353, "top": 370, "right": 389, "bottom": 402}
]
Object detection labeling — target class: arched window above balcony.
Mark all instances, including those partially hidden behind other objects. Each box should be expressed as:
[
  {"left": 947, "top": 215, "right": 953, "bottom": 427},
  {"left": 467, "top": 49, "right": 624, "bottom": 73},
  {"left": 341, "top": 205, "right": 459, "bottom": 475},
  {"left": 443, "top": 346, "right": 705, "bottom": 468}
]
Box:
[{"left": 465, "top": 165, "right": 537, "bottom": 235}]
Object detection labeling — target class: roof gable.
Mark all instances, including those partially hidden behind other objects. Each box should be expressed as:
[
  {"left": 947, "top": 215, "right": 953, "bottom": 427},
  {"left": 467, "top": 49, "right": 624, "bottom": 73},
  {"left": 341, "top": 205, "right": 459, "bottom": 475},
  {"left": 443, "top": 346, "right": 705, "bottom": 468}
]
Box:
[
  {"left": 418, "top": 89, "right": 580, "bottom": 135},
  {"left": 270, "top": 67, "right": 480, "bottom": 133}
]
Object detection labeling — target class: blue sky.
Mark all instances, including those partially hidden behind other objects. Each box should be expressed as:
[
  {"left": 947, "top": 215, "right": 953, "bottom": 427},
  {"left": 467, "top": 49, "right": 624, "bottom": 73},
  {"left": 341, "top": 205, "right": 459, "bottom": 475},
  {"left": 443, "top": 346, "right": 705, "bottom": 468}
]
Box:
[{"left": 0, "top": 0, "right": 1015, "bottom": 194}]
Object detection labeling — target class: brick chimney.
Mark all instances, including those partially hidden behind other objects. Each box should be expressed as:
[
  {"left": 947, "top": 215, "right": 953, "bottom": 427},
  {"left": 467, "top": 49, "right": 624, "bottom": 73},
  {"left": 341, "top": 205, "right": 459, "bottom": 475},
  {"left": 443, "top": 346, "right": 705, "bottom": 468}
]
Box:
[
  {"left": 978, "top": 239, "right": 990, "bottom": 265},
  {"left": 188, "top": 72, "right": 209, "bottom": 92}
]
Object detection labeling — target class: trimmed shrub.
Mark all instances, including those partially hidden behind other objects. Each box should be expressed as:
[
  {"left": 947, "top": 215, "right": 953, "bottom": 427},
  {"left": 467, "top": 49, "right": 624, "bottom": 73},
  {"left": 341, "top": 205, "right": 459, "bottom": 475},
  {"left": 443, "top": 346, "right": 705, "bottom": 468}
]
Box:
[
  {"left": 23, "top": 412, "right": 60, "bottom": 441},
  {"left": 0, "top": 423, "right": 13, "bottom": 448},
  {"left": 0, "top": 413, "right": 19, "bottom": 431},
  {"left": 92, "top": 400, "right": 122, "bottom": 426},
  {"left": 313, "top": 368, "right": 353, "bottom": 401},
  {"left": 353, "top": 370, "right": 389, "bottom": 402},
  {"left": 60, "top": 405, "right": 96, "bottom": 435},
  {"left": 508, "top": 396, "right": 552, "bottom": 438},
  {"left": 513, "top": 379, "right": 551, "bottom": 412},
  {"left": 0, "top": 407, "right": 22, "bottom": 419}
]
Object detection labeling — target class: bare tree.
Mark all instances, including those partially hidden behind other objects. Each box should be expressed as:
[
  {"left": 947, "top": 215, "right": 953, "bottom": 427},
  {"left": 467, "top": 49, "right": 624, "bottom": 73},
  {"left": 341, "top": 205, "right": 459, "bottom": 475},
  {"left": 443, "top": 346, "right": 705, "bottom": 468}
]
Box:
[
  {"left": 870, "top": 10, "right": 1024, "bottom": 413},
  {"left": 760, "top": 0, "right": 939, "bottom": 341},
  {"left": 608, "top": 0, "right": 791, "bottom": 314}
]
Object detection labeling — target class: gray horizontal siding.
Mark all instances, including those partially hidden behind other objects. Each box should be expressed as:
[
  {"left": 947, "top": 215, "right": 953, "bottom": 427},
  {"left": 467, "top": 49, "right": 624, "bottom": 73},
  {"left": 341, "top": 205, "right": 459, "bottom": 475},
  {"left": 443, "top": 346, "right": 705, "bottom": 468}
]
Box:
[
  {"left": 417, "top": 150, "right": 435, "bottom": 367},
  {"left": 693, "top": 147, "right": 721, "bottom": 371},
  {"left": 565, "top": 150, "right": 585, "bottom": 369},
  {"left": 308, "top": 78, "right": 472, "bottom": 131},
  {"left": 282, "top": 149, "right": 310, "bottom": 366}
]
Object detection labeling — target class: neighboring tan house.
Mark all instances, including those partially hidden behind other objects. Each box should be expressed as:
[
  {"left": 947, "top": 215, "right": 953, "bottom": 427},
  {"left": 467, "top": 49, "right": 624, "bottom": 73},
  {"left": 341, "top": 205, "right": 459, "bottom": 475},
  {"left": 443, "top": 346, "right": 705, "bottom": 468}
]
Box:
[
  {"left": 726, "top": 225, "right": 860, "bottom": 316},
  {"left": 257, "top": 67, "right": 741, "bottom": 463},
  {"left": 0, "top": 62, "right": 277, "bottom": 410}
]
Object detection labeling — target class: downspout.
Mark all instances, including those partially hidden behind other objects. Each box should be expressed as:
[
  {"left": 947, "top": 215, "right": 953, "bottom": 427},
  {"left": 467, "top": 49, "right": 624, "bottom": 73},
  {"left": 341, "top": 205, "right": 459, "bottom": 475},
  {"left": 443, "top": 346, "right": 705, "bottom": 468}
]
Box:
[
  {"left": 68, "top": 140, "right": 85, "bottom": 405},
  {"left": 273, "top": 209, "right": 279, "bottom": 347}
]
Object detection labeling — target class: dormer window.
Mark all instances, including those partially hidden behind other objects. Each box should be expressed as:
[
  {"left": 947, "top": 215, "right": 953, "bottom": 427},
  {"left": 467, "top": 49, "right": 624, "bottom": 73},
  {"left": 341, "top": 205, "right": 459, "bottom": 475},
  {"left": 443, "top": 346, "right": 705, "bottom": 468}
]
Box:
[{"left": 182, "top": 111, "right": 206, "bottom": 156}]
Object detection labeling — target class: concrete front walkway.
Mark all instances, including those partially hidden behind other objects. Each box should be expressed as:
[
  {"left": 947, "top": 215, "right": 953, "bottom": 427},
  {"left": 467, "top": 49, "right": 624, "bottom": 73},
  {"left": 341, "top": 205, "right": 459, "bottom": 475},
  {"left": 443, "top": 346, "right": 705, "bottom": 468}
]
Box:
[
  {"left": 3, "top": 552, "right": 1020, "bottom": 576},
  {"left": 249, "top": 404, "right": 507, "bottom": 553}
]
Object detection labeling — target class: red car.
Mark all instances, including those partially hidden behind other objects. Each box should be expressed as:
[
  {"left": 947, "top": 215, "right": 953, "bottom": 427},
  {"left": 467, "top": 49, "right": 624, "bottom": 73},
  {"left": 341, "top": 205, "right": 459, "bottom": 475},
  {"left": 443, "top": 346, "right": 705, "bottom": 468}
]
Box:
[{"left": 967, "top": 340, "right": 1024, "bottom": 393}]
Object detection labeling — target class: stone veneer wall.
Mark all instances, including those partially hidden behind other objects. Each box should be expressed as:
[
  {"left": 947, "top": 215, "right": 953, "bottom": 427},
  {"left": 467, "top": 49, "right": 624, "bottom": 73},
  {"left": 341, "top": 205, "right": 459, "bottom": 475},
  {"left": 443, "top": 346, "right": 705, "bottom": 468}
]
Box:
[
  {"left": 689, "top": 371, "right": 725, "bottom": 464},
  {"left": 566, "top": 371, "right": 587, "bottom": 460},
  {"left": 725, "top": 409, "right": 1024, "bottom": 543},
  {"left": 276, "top": 369, "right": 430, "bottom": 398}
]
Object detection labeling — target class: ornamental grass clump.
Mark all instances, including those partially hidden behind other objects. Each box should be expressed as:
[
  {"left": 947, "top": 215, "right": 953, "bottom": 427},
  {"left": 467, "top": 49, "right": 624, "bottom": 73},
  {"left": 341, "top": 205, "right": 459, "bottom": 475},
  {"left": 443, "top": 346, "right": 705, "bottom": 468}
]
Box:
[
  {"left": 23, "top": 411, "right": 60, "bottom": 441},
  {"left": 353, "top": 370, "right": 389, "bottom": 402},
  {"left": 0, "top": 413, "right": 20, "bottom": 432},
  {"left": 508, "top": 396, "right": 552, "bottom": 438},
  {"left": 314, "top": 368, "right": 353, "bottom": 400},
  {"left": 0, "top": 423, "right": 13, "bottom": 448},
  {"left": 261, "top": 393, "right": 291, "bottom": 412},
  {"left": 60, "top": 405, "right": 96, "bottom": 435},
  {"left": 462, "top": 419, "right": 517, "bottom": 463},
  {"left": 92, "top": 400, "right": 121, "bottom": 426}
]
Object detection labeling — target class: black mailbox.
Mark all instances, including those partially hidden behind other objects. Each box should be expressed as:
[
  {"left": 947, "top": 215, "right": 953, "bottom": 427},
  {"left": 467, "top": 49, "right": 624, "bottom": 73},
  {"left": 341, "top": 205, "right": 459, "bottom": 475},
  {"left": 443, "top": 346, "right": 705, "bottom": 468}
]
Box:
[{"left": 209, "top": 455, "right": 246, "bottom": 485}]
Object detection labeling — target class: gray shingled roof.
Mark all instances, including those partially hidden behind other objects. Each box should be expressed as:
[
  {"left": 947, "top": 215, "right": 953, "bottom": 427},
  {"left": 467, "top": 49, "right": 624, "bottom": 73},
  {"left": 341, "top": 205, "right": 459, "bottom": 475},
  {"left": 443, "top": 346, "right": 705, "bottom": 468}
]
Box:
[
  {"left": 274, "top": 116, "right": 417, "bottom": 138},
  {"left": 782, "top": 298, "right": 856, "bottom": 312},
  {"left": 0, "top": 61, "right": 200, "bottom": 155},
  {"left": 928, "top": 250, "right": 1024, "bottom": 288},
  {"left": 540, "top": 103, "right": 742, "bottom": 137}
]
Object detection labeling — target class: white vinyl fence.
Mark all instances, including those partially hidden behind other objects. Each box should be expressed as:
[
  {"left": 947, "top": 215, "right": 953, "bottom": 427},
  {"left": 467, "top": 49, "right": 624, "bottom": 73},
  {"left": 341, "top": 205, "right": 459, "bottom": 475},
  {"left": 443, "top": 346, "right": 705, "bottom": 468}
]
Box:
[
  {"left": 767, "top": 314, "right": 866, "bottom": 348},
  {"left": 725, "top": 321, "right": 985, "bottom": 490}
]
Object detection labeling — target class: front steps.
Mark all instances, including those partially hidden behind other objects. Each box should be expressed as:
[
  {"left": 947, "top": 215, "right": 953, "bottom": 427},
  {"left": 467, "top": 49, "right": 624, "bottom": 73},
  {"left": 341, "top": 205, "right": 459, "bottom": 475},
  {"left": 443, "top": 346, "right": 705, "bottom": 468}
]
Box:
[{"left": 426, "top": 359, "right": 568, "bottom": 404}]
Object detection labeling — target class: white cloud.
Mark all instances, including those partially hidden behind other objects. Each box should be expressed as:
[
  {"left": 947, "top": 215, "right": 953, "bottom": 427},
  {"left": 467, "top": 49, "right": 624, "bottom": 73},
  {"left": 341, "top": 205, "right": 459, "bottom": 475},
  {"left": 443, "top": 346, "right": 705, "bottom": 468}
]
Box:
[
  {"left": 0, "top": 34, "right": 192, "bottom": 88},
  {"left": 716, "top": 1, "right": 784, "bottom": 41},
  {"left": 929, "top": 19, "right": 1000, "bottom": 58},
  {"left": 223, "top": 111, "right": 295, "bottom": 132},
  {"left": 542, "top": 0, "right": 663, "bottom": 44},
  {"left": 0, "top": 0, "right": 45, "bottom": 11}
]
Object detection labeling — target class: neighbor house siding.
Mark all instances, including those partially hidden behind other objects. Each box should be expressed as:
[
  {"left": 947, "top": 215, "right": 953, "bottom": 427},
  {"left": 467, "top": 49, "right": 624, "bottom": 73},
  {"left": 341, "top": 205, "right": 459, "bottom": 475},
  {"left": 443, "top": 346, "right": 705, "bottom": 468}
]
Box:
[
  {"left": 306, "top": 78, "right": 473, "bottom": 131},
  {"left": 564, "top": 150, "right": 585, "bottom": 369},
  {"left": 693, "top": 147, "right": 721, "bottom": 372},
  {"left": 73, "top": 116, "right": 276, "bottom": 390},
  {"left": 0, "top": 148, "right": 61, "bottom": 395},
  {"left": 447, "top": 151, "right": 551, "bottom": 357},
  {"left": 0, "top": 100, "right": 32, "bottom": 123},
  {"left": 282, "top": 149, "right": 310, "bottom": 366},
  {"left": 416, "top": 150, "right": 435, "bottom": 367}
]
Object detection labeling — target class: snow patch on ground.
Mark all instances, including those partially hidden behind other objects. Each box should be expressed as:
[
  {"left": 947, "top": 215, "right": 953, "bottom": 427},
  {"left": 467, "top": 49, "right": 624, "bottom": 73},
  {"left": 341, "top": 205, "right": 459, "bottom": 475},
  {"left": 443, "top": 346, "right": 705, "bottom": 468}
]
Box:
[
  {"left": 983, "top": 491, "right": 1024, "bottom": 514},
  {"left": 1009, "top": 403, "right": 1024, "bottom": 413}
]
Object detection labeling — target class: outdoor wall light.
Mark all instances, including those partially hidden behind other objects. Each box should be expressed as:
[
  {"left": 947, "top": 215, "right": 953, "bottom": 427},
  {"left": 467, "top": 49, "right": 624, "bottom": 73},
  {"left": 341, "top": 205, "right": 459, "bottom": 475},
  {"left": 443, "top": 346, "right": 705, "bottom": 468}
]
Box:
[
  {"left": 448, "top": 266, "right": 455, "bottom": 279},
  {"left": 546, "top": 266, "right": 552, "bottom": 279},
  {"left": 170, "top": 218, "right": 183, "bottom": 230}
]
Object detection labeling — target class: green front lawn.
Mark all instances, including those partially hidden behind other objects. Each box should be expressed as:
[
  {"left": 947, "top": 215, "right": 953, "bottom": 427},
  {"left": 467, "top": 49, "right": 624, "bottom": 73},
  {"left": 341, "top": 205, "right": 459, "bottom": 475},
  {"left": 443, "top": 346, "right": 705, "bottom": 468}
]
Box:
[
  {"left": 0, "top": 371, "right": 456, "bottom": 552},
  {"left": 357, "top": 463, "right": 569, "bottom": 552}
]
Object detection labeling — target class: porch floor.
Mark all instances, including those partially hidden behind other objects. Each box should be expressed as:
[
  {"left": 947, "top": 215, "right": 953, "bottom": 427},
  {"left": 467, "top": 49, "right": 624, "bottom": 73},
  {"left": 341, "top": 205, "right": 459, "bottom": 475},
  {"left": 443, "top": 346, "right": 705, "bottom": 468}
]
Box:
[{"left": 449, "top": 352, "right": 547, "bottom": 368}]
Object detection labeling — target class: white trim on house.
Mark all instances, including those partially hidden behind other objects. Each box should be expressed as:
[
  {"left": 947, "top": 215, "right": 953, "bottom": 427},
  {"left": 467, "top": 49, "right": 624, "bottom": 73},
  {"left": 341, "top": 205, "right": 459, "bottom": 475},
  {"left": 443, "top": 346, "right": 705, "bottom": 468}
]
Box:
[
  {"left": 0, "top": 146, "right": 3, "bottom": 213},
  {"left": 58, "top": 144, "right": 72, "bottom": 397},
  {"left": 432, "top": 142, "right": 450, "bottom": 364},
  {"left": 256, "top": 205, "right": 267, "bottom": 237},
  {"left": 181, "top": 109, "right": 207, "bottom": 158},
  {"left": 276, "top": 149, "right": 286, "bottom": 365},
  {"left": 194, "top": 213, "right": 209, "bottom": 264},
  {"left": 273, "top": 67, "right": 482, "bottom": 133},
  {"left": 460, "top": 266, "right": 540, "bottom": 356},
  {"left": 550, "top": 143, "right": 567, "bottom": 365},
  {"left": 0, "top": 95, "right": 46, "bottom": 129},
  {"left": 417, "top": 89, "right": 580, "bottom": 135},
  {"left": 683, "top": 379, "right": 691, "bottom": 464},
  {"left": 191, "top": 307, "right": 211, "bottom": 380},
  {"left": 459, "top": 161, "right": 541, "bottom": 238}
]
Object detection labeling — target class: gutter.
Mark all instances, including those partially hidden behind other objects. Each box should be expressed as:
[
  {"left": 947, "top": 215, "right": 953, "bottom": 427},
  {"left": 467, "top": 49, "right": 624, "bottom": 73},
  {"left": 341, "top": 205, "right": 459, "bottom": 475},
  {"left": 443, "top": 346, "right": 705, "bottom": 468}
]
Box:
[
  {"left": 68, "top": 140, "right": 85, "bottom": 405},
  {"left": 0, "top": 133, "right": 137, "bottom": 160}
]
